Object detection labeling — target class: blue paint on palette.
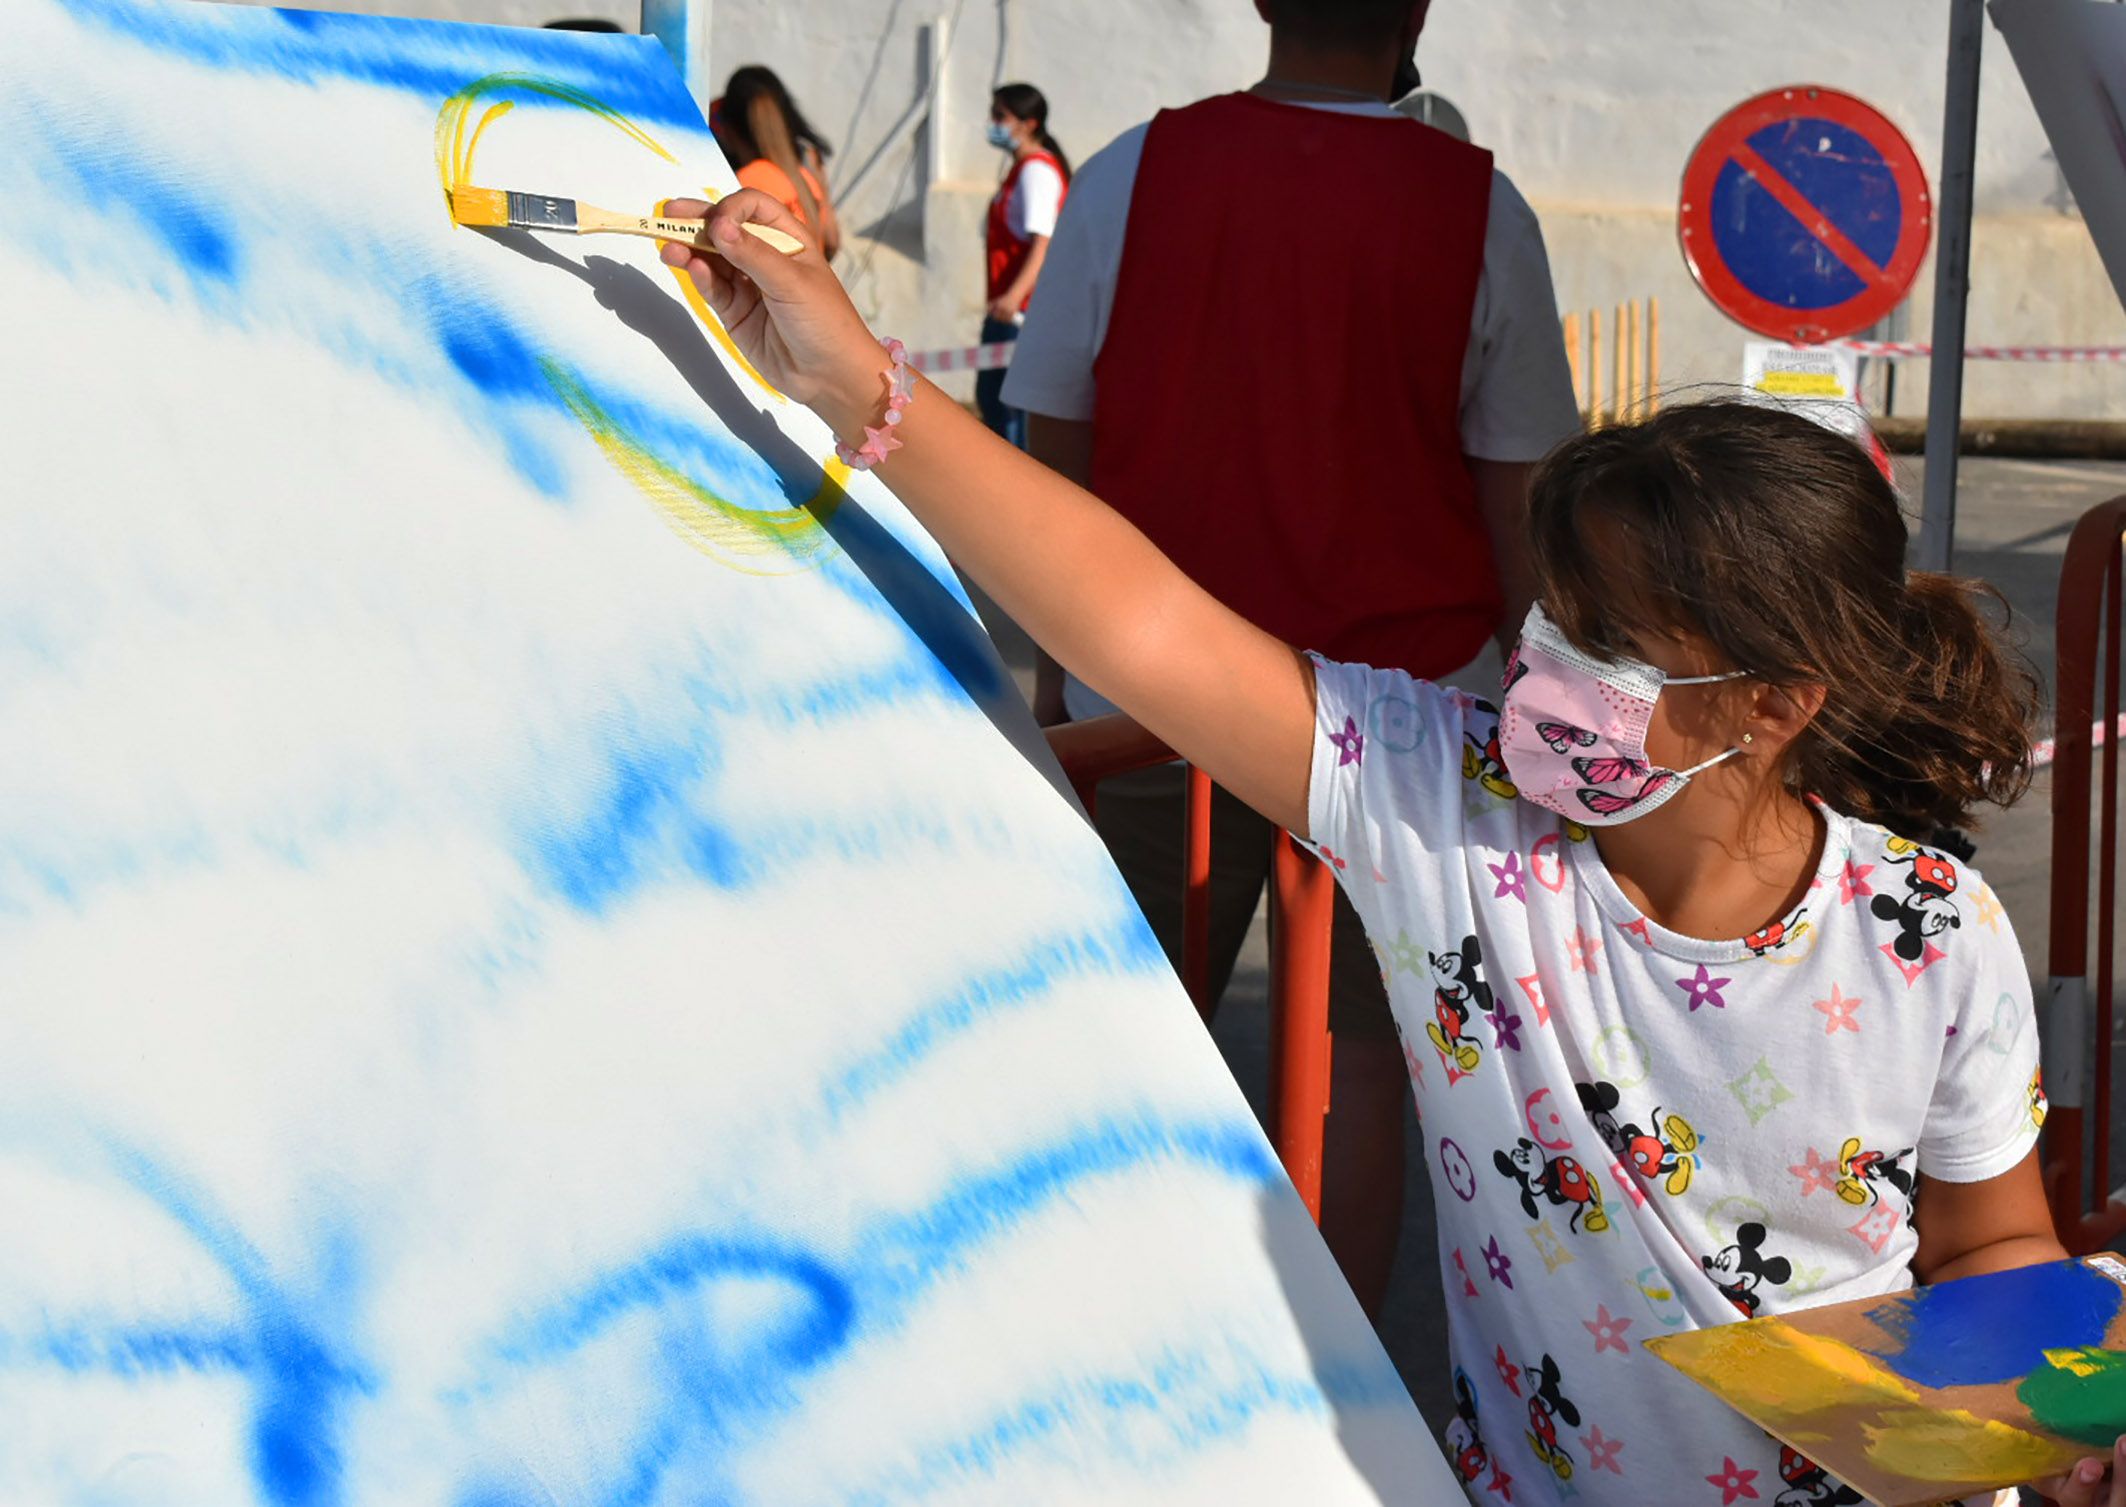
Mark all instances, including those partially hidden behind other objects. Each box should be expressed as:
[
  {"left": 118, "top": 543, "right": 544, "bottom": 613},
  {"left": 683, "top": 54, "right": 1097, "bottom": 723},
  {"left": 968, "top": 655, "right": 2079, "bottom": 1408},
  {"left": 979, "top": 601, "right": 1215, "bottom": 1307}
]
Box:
[
  {"left": 62, "top": 0, "right": 708, "bottom": 132},
  {"left": 1861, "top": 1259, "right": 2122, "bottom": 1389}
]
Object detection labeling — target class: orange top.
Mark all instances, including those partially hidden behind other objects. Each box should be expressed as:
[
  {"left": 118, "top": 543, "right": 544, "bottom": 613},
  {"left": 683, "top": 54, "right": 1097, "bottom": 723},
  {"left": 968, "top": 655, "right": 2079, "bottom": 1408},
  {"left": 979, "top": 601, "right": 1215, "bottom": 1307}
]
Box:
[{"left": 735, "top": 159, "right": 826, "bottom": 224}]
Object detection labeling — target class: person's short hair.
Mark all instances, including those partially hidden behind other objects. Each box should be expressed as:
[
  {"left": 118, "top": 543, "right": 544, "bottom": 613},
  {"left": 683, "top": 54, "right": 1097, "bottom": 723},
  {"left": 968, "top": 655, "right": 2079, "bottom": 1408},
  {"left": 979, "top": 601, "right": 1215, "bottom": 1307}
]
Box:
[{"left": 1261, "top": 0, "right": 1416, "bottom": 50}]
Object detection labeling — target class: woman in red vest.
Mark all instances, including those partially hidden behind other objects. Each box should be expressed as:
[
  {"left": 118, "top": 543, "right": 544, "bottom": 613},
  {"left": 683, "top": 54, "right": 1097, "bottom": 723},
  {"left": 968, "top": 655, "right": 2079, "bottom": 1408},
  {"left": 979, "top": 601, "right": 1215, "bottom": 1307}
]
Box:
[{"left": 979, "top": 84, "right": 1069, "bottom": 448}]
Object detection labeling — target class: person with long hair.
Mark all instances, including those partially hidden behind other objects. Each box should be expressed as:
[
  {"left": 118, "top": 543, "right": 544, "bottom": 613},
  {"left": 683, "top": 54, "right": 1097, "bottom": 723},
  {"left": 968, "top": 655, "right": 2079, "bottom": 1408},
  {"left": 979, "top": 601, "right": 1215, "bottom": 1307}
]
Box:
[
  {"left": 710, "top": 65, "right": 841, "bottom": 261},
  {"left": 664, "top": 193, "right": 2118, "bottom": 1507},
  {"left": 978, "top": 83, "right": 1069, "bottom": 448}
]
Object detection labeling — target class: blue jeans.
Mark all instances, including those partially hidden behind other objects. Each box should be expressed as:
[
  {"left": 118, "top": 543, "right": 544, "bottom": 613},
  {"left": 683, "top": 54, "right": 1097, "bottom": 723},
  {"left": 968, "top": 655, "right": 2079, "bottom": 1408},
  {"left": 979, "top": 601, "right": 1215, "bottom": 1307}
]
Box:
[{"left": 974, "top": 317, "right": 1025, "bottom": 449}]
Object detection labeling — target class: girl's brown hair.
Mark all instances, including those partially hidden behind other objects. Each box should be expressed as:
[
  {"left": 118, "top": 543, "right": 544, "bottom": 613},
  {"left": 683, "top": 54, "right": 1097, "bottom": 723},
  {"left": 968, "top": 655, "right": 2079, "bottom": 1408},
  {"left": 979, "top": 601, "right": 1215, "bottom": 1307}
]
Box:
[{"left": 1527, "top": 399, "right": 2039, "bottom": 839}]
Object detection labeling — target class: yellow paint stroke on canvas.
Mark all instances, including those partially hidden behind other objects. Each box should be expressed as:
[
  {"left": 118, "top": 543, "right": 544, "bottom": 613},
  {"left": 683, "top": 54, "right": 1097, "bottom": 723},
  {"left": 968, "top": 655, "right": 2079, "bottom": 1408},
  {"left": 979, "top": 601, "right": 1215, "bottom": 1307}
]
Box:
[
  {"left": 434, "top": 74, "right": 843, "bottom": 571},
  {"left": 542, "top": 363, "right": 846, "bottom": 575}
]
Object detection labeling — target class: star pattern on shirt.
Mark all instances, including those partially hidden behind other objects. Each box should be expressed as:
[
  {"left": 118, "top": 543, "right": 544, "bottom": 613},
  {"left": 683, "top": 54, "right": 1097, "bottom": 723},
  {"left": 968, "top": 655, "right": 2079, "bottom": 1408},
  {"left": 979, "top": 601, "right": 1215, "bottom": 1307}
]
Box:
[
  {"left": 1485, "top": 1461, "right": 1515, "bottom": 1499},
  {"left": 1566, "top": 927, "right": 1602, "bottom": 973},
  {"left": 1837, "top": 859, "right": 1875, "bottom": 905},
  {"left": 1583, "top": 1304, "right": 1633, "bottom": 1354},
  {"left": 1849, "top": 1202, "right": 1902, "bottom": 1256},
  {"left": 1453, "top": 1246, "right": 1480, "bottom": 1298},
  {"left": 1787, "top": 1145, "right": 1836, "bottom": 1197},
  {"left": 1491, "top": 1010, "right": 1524, "bottom": 1052},
  {"left": 1526, "top": 1219, "right": 1575, "bottom": 1274},
  {"left": 1974, "top": 883, "right": 2004, "bottom": 932},
  {"left": 1329, "top": 714, "right": 1365, "bottom": 766},
  {"left": 1812, "top": 984, "right": 1861, "bottom": 1035},
  {"left": 1389, "top": 931, "right": 1428, "bottom": 976},
  {"left": 1581, "top": 1425, "right": 1624, "bottom": 1474},
  {"left": 1483, "top": 1234, "right": 1514, "bottom": 1289},
  {"left": 1316, "top": 844, "right": 1350, "bottom": 873},
  {"left": 1880, "top": 939, "right": 1947, "bottom": 986},
  {"left": 1727, "top": 1057, "right": 1795, "bottom": 1125},
  {"left": 1676, "top": 962, "right": 1732, "bottom": 1011},
  {"left": 1517, "top": 973, "right": 1550, "bottom": 1027},
  {"left": 1620, "top": 916, "right": 1653, "bottom": 947},
  {"left": 1494, "top": 1342, "right": 1520, "bottom": 1392},
  {"left": 1706, "top": 1456, "right": 1760, "bottom": 1504},
  {"left": 1488, "top": 849, "right": 1528, "bottom": 903}
]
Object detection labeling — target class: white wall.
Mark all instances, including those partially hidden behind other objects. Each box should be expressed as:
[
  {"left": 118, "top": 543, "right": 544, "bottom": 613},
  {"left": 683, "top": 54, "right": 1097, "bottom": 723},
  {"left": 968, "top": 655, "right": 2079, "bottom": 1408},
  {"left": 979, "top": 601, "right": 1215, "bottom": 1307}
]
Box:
[{"left": 200, "top": 0, "right": 2126, "bottom": 417}]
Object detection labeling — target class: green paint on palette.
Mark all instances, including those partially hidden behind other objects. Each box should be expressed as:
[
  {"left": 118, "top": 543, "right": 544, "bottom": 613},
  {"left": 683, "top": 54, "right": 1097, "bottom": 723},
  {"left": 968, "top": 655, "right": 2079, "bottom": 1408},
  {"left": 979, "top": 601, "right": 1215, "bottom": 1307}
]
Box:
[{"left": 2016, "top": 1346, "right": 2126, "bottom": 1448}]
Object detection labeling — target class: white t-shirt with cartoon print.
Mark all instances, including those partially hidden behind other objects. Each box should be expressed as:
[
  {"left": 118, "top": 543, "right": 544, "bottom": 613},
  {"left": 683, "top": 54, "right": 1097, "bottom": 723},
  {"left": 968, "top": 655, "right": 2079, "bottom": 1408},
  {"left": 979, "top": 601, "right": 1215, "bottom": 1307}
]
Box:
[{"left": 1305, "top": 659, "right": 2045, "bottom": 1507}]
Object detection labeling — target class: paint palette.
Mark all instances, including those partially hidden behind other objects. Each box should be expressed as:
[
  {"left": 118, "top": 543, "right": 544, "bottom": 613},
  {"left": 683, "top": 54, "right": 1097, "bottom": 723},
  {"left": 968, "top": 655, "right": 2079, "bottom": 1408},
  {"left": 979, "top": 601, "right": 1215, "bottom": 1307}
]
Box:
[{"left": 1648, "top": 1255, "right": 2126, "bottom": 1506}]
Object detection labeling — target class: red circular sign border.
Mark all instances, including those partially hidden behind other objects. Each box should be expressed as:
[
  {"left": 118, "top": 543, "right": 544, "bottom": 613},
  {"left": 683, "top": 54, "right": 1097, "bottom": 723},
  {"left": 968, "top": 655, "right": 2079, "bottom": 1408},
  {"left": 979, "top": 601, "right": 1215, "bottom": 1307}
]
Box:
[{"left": 1678, "top": 85, "right": 1933, "bottom": 344}]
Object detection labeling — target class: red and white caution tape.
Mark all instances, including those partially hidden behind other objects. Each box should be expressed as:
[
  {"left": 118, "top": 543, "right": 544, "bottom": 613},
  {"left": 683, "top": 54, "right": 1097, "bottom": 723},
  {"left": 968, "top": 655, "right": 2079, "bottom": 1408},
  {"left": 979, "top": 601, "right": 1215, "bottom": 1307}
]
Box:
[
  {"left": 1833, "top": 340, "right": 2126, "bottom": 363},
  {"left": 2031, "top": 713, "right": 2126, "bottom": 771},
  {"left": 904, "top": 342, "right": 1016, "bottom": 374}
]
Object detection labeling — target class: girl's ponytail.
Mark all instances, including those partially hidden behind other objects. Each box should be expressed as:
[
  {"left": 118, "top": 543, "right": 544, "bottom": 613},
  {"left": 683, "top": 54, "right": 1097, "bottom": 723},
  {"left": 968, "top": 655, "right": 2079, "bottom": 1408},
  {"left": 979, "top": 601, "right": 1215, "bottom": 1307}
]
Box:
[{"left": 1797, "top": 571, "right": 2038, "bottom": 838}]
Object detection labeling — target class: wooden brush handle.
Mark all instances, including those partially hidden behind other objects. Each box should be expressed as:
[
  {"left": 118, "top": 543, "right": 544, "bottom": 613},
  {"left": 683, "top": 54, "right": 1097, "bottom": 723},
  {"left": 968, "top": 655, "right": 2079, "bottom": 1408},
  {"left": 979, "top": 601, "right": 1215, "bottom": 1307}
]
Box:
[{"left": 574, "top": 204, "right": 803, "bottom": 256}]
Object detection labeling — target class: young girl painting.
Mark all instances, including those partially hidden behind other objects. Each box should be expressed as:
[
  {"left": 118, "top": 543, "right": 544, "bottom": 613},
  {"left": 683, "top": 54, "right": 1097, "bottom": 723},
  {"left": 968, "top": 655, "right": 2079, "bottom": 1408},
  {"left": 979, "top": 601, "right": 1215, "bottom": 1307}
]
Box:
[{"left": 658, "top": 191, "right": 2122, "bottom": 1507}]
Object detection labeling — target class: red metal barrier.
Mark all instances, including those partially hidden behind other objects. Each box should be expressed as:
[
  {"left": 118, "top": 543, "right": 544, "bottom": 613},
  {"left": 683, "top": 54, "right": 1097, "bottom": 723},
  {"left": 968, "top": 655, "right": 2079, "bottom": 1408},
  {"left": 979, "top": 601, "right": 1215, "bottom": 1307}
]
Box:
[
  {"left": 2046, "top": 494, "right": 2126, "bottom": 1253},
  {"left": 1044, "top": 713, "right": 1336, "bottom": 1219}
]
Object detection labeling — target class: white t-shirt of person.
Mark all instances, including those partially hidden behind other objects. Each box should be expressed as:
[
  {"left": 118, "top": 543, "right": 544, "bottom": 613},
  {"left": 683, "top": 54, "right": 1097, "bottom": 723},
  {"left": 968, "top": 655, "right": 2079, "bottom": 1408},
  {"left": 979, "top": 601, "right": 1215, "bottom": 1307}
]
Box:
[
  {"left": 1305, "top": 658, "right": 2042, "bottom": 1507},
  {"left": 1003, "top": 99, "right": 1583, "bottom": 720},
  {"left": 999, "top": 153, "right": 1065, "bottom": 243}
]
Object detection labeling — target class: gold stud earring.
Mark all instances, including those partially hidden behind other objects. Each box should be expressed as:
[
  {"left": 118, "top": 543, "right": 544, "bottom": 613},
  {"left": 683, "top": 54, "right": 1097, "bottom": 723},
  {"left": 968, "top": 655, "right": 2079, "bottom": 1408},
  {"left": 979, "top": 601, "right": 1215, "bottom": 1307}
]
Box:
[{"left": 1742, "top": 732, "right": 1756, "bottom": 745}]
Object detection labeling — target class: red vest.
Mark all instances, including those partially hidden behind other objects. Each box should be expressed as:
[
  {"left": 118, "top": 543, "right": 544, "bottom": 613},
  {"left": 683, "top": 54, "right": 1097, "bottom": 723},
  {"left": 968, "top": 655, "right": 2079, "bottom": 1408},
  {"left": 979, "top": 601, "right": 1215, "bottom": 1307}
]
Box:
[
  {"left": 986, "top": 151, "right": 1066, "bottom": 307},
  {"left": 1091, "top": 94, "right": 1495, "bottom": 677}
]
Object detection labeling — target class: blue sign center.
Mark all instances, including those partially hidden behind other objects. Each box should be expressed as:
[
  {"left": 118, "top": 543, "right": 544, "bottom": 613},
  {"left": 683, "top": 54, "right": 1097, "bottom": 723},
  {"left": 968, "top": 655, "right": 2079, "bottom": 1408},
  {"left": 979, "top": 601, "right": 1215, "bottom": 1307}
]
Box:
[{"left": 1710, "top": 117, "right": 1902, "bottom": 311}]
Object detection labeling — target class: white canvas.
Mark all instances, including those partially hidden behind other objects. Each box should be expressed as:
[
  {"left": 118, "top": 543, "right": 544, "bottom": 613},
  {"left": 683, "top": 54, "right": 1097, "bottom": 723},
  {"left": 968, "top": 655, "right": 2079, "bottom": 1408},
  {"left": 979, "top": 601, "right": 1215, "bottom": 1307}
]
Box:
[{"left": 0, "top": 2, "right": 1456, "bottom": 1503}]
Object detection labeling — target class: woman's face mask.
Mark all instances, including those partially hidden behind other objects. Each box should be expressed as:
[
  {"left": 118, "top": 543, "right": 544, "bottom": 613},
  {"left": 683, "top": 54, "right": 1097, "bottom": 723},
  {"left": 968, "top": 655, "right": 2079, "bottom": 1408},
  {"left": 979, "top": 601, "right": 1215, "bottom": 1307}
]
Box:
[
  {"left": 1497, "top": 604, "right": 1749, "bottom": 826},
  {"left": 985, "top": 119, "right": 1017, "bottom": 151}
]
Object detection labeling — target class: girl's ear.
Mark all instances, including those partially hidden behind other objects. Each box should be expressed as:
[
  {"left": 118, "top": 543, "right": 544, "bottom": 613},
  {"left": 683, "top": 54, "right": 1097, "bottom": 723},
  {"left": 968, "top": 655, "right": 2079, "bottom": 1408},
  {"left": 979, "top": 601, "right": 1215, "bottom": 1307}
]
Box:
[{"left": 1743, "top": 681, "right": 1827, "bottom": 755}]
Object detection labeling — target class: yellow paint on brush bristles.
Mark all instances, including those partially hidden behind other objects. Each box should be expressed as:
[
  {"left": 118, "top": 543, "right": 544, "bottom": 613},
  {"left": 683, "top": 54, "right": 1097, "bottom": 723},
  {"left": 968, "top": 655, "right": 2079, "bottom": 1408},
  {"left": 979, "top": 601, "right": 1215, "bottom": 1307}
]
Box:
[{"left": 447, "top": 185, "right": 510, "bottom": 228}]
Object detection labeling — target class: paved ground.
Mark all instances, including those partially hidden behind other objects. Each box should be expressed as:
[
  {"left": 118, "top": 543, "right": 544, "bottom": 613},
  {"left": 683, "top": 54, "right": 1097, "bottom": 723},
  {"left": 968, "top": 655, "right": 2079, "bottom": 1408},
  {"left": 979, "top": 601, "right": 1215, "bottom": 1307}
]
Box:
[{"left": 967, "top": 454, "right": 2126, "bottom": 1432}]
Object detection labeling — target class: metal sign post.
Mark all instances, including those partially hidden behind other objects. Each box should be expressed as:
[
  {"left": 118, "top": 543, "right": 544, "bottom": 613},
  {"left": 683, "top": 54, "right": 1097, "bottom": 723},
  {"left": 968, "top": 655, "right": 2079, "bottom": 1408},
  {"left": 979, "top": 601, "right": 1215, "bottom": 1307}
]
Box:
[
  {"left": 1917, "top": 0, "right": 1985, "bottom": 573},
  {"left": 640, "top": 0, "right": 712, "bottom": 114}
]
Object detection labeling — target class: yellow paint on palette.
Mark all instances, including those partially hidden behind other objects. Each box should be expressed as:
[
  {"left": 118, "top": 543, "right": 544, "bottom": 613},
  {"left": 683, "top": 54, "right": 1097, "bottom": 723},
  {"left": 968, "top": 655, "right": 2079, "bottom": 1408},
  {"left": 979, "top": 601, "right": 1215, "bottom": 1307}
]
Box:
[
  {"left": 542, "top": 362, "right": 847, "bottom": 575},
  {"left": 1651, "top": 1315, "right": 1923, "bottom": 1417},
  {"left": 433, "top": 75, "right": 837, "bottom": 571},
  {"left": 1650, "top": 1313, "right": 2088, "bottom": 1497},
  {"left": 1862, "top": 1407, "right": 2075, "bottom": 1485}
]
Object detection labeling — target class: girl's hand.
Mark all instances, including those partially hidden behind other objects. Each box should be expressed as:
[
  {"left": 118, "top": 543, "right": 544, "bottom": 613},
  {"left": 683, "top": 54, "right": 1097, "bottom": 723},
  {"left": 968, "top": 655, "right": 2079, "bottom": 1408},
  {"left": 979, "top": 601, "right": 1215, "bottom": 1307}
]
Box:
[
  {"left": 658, "top": 191, "right": 888, "bottom": 434},
  {"left": 2042, "top": 1438, "right": 2126, "bottom": 1507}
]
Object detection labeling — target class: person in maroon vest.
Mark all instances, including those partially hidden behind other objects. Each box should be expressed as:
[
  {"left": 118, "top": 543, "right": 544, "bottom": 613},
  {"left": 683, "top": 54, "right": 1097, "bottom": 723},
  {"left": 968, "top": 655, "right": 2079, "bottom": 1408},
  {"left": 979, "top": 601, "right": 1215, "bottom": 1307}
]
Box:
[
  {"left": 1003, "top": 0, "right": 1580, "bottom": 1316},
  {"left": 977, "top": 83, "right": 1070, "bottom": 449}
]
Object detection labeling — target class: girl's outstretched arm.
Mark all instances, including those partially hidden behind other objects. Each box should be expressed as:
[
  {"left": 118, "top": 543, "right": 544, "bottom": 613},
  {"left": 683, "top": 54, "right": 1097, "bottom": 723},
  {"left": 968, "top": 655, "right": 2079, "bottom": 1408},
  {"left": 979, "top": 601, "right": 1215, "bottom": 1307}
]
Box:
[{"left": 661, "top": 191, "right": 1317, "bottom": 834}]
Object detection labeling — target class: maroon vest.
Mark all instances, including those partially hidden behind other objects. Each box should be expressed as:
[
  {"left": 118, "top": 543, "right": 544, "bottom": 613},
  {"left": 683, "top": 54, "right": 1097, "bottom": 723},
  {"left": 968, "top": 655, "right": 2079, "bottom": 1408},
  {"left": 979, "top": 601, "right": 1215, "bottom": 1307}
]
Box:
[{"left": 1092, "top": 94, "right": 1495, "bottom": 675}]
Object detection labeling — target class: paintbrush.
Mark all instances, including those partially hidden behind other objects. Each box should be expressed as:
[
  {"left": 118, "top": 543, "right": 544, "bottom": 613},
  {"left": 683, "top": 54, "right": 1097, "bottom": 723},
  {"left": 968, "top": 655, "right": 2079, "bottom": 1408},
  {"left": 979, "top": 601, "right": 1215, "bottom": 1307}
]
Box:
[{"left": 449, "top": 187, "right": 804, "bottom": 255}]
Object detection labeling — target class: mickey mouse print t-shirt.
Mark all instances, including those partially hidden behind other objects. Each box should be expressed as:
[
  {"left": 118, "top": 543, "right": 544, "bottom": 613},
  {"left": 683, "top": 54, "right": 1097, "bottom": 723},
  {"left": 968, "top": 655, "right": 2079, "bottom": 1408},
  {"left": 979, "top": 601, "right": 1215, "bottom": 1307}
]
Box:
[{"left": 1305, "top": 658, "right": 2045, "bottom": 1507}]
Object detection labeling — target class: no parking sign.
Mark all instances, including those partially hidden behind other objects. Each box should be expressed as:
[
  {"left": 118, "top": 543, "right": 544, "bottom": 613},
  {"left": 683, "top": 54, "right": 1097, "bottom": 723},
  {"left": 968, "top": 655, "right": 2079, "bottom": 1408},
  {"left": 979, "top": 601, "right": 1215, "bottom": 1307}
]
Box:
[{"left": 1679, "top": 86, "right": 1932, "bottom": 343}]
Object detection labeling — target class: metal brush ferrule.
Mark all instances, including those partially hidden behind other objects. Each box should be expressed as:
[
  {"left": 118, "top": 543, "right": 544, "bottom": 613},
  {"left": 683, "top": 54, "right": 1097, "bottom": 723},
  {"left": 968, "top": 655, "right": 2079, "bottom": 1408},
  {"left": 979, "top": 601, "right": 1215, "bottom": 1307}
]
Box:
[{"left": 507, "top": 192, "right": 576, "bottom": 230}]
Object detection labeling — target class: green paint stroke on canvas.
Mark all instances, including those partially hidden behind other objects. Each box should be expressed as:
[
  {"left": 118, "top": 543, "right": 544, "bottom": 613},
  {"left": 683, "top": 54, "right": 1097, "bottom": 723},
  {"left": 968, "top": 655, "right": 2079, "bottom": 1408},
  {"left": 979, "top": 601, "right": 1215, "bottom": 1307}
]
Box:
[{"left": 2018, "top": 1346, "right": 2126, "bottom": 1448}]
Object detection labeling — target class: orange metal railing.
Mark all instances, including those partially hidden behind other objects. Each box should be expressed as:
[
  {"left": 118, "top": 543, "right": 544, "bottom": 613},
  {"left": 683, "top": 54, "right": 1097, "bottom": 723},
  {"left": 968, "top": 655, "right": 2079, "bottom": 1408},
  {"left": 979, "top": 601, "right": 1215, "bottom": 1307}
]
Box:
[
  {"left": 1045, "top": 713, "right": 1337, "bottom": 1221},
  {"left": 2045, "top": 494, "right": 2126, "bottom": 1253}
]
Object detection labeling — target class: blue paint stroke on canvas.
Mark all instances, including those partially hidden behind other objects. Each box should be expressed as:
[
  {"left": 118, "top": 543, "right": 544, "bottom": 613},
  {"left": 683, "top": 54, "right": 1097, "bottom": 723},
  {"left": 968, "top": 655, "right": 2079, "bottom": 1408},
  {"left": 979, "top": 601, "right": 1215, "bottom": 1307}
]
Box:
[{"left": 60, "top": 0, "right": 706, "bottom": 130}]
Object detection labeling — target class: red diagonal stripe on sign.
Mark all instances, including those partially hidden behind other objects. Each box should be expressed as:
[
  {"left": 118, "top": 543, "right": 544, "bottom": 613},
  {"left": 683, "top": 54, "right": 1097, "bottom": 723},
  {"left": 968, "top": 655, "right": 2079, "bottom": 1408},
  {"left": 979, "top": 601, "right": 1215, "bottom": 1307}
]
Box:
[{"left": 1729, "top": 140, "right": 1893, "bottom": 293}]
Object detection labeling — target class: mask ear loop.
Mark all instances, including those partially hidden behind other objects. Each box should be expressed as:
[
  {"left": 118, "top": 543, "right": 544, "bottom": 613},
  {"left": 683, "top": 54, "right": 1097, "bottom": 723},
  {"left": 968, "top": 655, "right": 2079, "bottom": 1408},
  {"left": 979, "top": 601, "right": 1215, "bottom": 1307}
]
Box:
[{"left": 1661, "top": 667, "right": 1754, "bottom": 777}]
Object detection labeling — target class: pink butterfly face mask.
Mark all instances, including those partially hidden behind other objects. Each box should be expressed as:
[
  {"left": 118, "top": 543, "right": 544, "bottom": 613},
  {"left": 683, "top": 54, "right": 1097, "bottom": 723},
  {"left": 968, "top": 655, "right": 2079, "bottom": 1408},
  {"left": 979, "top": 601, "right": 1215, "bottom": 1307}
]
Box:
[{"left": 1497, "top": 603, "right": 1749, "bottom": 826}]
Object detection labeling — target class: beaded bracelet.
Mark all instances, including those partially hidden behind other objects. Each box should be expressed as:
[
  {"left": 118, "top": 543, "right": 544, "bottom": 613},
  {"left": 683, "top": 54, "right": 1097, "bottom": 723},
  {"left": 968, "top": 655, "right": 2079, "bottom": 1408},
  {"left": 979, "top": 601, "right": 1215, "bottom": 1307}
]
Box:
[{"left": 833, "top": 337, "right": 916, "bottom": 471}]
